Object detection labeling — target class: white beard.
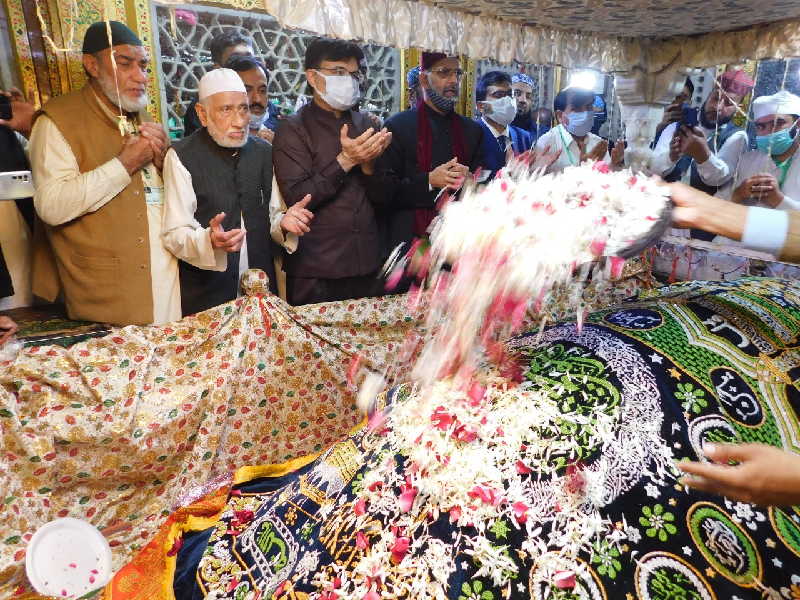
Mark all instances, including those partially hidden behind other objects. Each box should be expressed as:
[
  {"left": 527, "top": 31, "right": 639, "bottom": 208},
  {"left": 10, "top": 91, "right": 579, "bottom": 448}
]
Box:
[
  {"left": 206, "top": 118, "right": 247, "bottom": 148},
  {"left": 97, "top": 70, "right": 148, "bottom": 113}
]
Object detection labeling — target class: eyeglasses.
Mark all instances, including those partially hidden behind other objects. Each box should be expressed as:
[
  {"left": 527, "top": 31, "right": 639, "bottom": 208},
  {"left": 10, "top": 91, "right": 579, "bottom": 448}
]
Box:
[
  {"left": 427, "top": 68, "right": 464, "bottom": 80},
  {"left": 316, "top": 67, "right": 365, "bottom": 84},
  {"left": 487, "top": 90, "right": 512, "bottom": 99}
]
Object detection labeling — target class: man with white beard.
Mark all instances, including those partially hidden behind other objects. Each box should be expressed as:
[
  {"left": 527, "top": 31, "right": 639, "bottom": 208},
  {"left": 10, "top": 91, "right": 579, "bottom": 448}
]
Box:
[
  {"left": 161, "top": 69, "right": 281, "bottom": 315},
  {"left": 29, "top": 20, "right": 177, "bottom": 326}
]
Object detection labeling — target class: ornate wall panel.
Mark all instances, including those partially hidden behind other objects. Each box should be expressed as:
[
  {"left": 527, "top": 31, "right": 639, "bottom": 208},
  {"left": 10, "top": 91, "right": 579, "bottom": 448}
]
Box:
[{"left": 152, "top": 3, "right": 401, "bottom": 137}]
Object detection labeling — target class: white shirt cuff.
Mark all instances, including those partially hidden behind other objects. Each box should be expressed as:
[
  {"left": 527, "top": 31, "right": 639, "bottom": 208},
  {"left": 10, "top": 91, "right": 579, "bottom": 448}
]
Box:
[
  {"left": 742, "top": 207, "right": 788, "bottom": 256},
  {"left": 776, "top": 195, "right": 800, "bottom": 211}
]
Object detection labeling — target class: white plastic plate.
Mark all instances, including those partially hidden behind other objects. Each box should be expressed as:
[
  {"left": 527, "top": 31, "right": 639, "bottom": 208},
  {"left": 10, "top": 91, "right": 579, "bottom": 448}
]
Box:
[{"left": 25, "top": 517, "right": 113, "bottom": 598}]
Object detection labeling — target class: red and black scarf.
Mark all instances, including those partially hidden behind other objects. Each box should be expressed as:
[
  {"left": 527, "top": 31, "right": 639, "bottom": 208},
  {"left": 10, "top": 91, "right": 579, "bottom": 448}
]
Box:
[{"left": 412, "top": 101, "right": 468, "bottom": 236}]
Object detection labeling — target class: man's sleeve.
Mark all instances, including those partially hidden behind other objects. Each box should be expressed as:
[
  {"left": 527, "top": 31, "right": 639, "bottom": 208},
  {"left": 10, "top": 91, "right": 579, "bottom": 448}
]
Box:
[
  {"left": 742, "top": 206, "right": 788, "bottom": 257},
  {"left": 378, "top": 118, "right": 437, "bottom": 210},
  {"left": 695, "top": 130, "right": 747, "bottom": 186},
  {"left": 30, "top": 115, "right": 131, "bottom": 226},
  {"left": 650, "top": 122, "right": 679, "bottom": 177},
  {"left": 780, "top": 211, "right": 800, "bottom": 263},
  {"left": 272, "top": 119, "right": 348, "bottom": 211},
  {"left": 160, "top": 148, "right": 226, "bottom": 270},
  {"left": 268, "top": 173, "right": 298, "bottom": 253}
]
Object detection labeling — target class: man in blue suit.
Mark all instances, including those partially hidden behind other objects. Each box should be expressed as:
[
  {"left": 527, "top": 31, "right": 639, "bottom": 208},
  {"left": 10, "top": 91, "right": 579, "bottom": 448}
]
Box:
[{"left": 475, "top": 71, "right": 532, "bottom": 178}]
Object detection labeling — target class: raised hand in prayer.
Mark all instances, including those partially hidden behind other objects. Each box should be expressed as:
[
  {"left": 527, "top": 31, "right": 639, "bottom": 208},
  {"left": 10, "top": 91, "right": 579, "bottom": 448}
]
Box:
[
  {"left": 676, "top": 125, "right": 711, "bottom": 164},
  {"left": 429, "top": 157, "right": 468, "bottom": 190},
  {"left": 732, "top": 173, "right": 784, "bottom": 207},
  {"left": 0, "top": 316, "right": 18, "bottom": 345},
  {"left": 118, "top": 134, "right": 155, "bottom": 175},
  {"left": 337, "top": 124, "right": 392, "bottom": 174},
  {"left": 679, "top": 443, "right": 800, "bottom": 507},
  {"left": 0, "top": 87, "right": 36, "bottom": 138},
  {"left": 280, "top": 194, "right": 313, "bottom": 236},
  {"left": 209, "top": 212, "right": 246, "bottom": 253},
  {"left": 139, "top": 122, "right": 170, "bottom": 171},
  {"left": 506, "top": 145, "right": 561, "bottom": 174},
  {"left": 580, "top": 138, "right": 608, "bottom": 164}
]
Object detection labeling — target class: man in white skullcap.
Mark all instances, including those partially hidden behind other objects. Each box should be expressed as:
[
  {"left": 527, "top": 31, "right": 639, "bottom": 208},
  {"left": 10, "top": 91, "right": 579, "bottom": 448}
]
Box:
[
  {"left": 161, "top": 68, "right": 278, "bottom": 315},
  {"left": 717, "top": 90, "right": 800, "bottom": 212},
  {"left": 703, "top": 90, "right": 800, "bottom": 256}
]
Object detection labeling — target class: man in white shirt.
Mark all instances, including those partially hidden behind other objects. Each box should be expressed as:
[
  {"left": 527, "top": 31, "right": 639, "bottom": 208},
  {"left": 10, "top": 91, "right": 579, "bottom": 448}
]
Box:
[
  {"left": 535, "top": 87, "right": 623, "bottom": 174},
  {"left": 28, "top": 21, "right": 177, "bottom": 326},
  {"left": 718, "top": 90, "right": 800, "bottom": 212},
  {"left": 651, "top": 70, "right": 754, "bottom": 239}
]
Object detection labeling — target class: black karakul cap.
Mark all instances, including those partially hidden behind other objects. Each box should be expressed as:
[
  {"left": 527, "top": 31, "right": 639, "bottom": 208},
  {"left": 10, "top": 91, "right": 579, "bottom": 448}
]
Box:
[{"left": 82, "top": 21, "right": 142, "bottom": 54}]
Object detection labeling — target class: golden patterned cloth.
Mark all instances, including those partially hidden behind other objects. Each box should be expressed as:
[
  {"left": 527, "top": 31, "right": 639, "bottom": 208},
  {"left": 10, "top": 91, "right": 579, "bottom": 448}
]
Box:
[{"left": 0, "top": 267, "right": 650, "bottom": 597}]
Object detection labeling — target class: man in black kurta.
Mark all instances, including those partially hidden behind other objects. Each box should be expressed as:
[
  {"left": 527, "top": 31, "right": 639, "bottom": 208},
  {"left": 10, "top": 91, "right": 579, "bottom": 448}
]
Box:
[
  {"left": 162, "top": 68, "right": 277, "bottom": 316},
  {"left": 272, "top": 39, "right": 392, "bottom": 306},
  {"left": 379, "top": 52, "right": 486, "bottom": 255}
]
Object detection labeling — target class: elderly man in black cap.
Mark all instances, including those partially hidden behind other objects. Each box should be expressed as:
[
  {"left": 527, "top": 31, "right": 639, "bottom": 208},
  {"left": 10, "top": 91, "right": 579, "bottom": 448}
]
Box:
[
  {"left": 28, "top": 20, "right": 176, "bottom": 326},
  {"left": 379, "top": 52, "right": 486, "bottom": 257}
]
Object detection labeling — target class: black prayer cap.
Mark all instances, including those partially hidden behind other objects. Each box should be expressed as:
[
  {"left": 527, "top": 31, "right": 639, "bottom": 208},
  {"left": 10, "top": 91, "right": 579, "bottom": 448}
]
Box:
[{"left": 82, "top": 21, "right": 142, "bottom": 54}]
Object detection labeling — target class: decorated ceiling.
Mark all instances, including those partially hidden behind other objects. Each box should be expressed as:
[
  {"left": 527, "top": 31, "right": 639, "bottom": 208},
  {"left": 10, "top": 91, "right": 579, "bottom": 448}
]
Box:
[{"left": 433, "top": 0, "right": 800, "bottom": 38}]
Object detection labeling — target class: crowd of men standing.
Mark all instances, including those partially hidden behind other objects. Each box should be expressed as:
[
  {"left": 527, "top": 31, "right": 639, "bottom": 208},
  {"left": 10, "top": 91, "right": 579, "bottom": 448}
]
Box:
[
  {"left": 2, "top": 20, "right": 798, "bottom": 329},
  {"left": 0, "top": 22, "right": 555, "bottom": 326}
]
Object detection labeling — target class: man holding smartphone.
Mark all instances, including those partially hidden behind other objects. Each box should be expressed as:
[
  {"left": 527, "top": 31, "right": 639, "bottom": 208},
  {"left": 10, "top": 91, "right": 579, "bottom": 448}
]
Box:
[{"left": 651, "top": 70, "right": 753, "bottom": 238}]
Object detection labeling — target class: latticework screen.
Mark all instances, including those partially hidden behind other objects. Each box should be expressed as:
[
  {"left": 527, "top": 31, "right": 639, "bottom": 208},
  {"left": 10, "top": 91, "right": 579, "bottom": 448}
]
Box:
[{"left": 153, "top": 3, "right": 401, "bottom": 138}]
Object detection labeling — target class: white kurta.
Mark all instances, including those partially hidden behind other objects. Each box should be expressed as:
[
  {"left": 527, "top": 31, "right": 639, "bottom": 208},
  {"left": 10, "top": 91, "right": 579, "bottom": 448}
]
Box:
[
  {"left": 535, "top": 125, "right": 610, "bottom": 174},
  {"left": 715, "top": 144, "right": 800, "bottom": 210},
  {"left": 0, "top": 132, "right": 32, "bottom": 310},
  {"left": 650, "top": 122, "right": 748, "bottom": 186},
  {"left": 28, "top": 93, "right": 181, "bottom": 325}
]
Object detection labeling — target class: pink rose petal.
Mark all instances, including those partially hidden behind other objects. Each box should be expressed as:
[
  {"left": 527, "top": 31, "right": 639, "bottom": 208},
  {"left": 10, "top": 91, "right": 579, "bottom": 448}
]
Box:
[
  {"left": 391, "top": 536, "right": 410, "bottom": 564},
  {"left": 554, "top": 570, "right": 576, "bottom": 589},
  {"left": 515, "top": 460, "right": 532, "bottom": 475},
  {"left": 398, "top": 488, "right": 417, "bottom": 512},
  {"left": 512, "top": 501, "right": 529, "bottom": 523},
  {"left": 609, "top": 256, "right": 625, "bottom": 279},
  {"left": 354, "top": 499, "right": 366, "bottom": 516},
  {"left": 356, "top": 531, "right": 369, "bottom": 550}
]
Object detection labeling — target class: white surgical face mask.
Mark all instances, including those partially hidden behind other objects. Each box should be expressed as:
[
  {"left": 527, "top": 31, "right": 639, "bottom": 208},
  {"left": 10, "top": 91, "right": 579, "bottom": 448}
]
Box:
[
  {"left": 487, "top": 96, "right": 516, "bottom": 127},
  {"left": 314, "top": 71, "right": 360, "bottom": 111},
  {"left": 564, "top": 110, "right": 594, "bottom": 137},
  {"left": 249, "top": 111, "right": 266, "bottom": 131}
]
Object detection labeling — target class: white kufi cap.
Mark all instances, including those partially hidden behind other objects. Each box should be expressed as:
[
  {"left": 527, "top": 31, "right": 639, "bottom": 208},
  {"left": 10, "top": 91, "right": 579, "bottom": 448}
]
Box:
[
  {"left": 198, "top": 68, "right": 246, "bottom": 101},
  {"left": 752, "top": 90, "right": 800, "bottom": 120}
]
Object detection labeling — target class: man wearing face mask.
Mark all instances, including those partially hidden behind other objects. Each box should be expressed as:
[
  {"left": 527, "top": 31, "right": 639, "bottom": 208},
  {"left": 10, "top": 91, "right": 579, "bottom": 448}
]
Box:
[
  {"left": 161, "top": 69, "right": 279, "bottom": 315},
  {"left": 717, "top": 90, "right": 800, "bottom": 213},
  {"left": 475, "top": 71, "right": 532, "bottom": 178},
  {"left": 272, "top": 38, "right": 392, "bottom": 306},
  {"left": 379, "top": 52, "right": 486, "bottom": 256},
  {"left": 535, "top": 87, "right": 623, "bottom": 174}
]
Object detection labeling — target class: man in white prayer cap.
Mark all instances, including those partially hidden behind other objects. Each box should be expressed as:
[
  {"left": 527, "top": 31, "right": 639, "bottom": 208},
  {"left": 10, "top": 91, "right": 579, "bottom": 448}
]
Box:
[
  {"left": 717, "top": 90, "right": 800, "bottom": 213},
  {"left": 161, "top": 68, "right": 278, "bottom": 315}
]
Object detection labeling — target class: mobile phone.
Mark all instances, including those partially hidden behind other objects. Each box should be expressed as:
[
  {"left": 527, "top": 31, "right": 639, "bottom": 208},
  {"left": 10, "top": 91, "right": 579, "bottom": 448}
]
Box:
[
  {"left": 0, "top": 95, "right": 11, "bottom": 121},
  {"left": 0, "top": 171, "right": 35, "bottom": 200},
  {"left": 681, "top": 105, "right": 699, "bottom": 129}
]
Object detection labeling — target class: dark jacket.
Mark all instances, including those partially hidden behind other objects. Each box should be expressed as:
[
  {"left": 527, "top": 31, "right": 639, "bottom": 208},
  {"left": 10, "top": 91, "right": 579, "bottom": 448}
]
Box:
[
  {"left": 272, "top": 101, "right": 391, "bottom": 280},
  {"left": 173, "top": 129, "right": 277, "bottom": 315},
  {"left": 379, "top": 105, "right": 486, "bottom": 253},
  {"left": 477, "top": 119, "right": 533, "bottom": 178}
]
